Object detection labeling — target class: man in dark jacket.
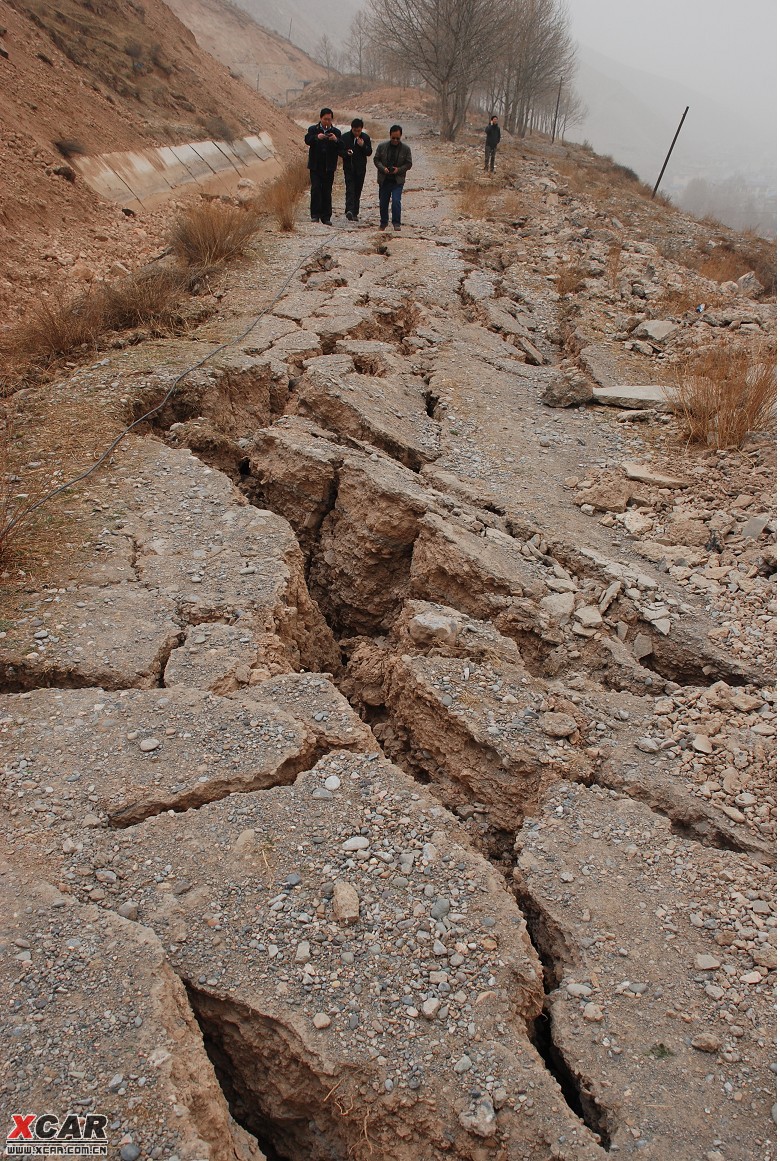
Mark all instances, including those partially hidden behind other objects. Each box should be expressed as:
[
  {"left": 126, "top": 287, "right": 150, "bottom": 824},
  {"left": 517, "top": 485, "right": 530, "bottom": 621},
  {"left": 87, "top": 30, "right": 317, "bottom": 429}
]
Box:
[
  {"left": 484, "top": 115, "right": 501, "bottom": 172},
  {"left": 373, "top": 124, "right": 413, "bottom": 231},
  {"left": 304, "top": 108, "right": 344, "bottom": 225},
  {"left": 342, "top": 118, "right": 373, "bottom": 221}
]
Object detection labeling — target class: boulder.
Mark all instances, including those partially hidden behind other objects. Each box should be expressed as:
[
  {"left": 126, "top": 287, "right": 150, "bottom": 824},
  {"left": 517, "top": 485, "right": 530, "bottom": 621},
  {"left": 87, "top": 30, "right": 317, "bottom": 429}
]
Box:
[
  {"left": 593, "top": 384, "right": 671, "bottom": 410},
  {"left": 632, "top": 320, "right": 677, "bottom": 343},
  {"left": 737, "top": 270, "right": 764, "bottom": 297},
  {"left": 541, "top": 371, "right": 593, "bottom": 408}
]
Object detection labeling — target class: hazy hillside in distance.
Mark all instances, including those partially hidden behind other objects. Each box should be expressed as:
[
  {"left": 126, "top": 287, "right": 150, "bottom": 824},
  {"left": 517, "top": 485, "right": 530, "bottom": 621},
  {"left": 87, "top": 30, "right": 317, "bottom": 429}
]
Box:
[
  {"left": 571, "top": 46, "right": 776, "bottom": 185},
  {"left": 569, "top": 45, "right": 776, "bottom": 235},
  {"left": 165, "top": 0, "right": 328, "bottom": 102},
  {"left": 231, "top": 0, "right": 360, "bottom": 55}
]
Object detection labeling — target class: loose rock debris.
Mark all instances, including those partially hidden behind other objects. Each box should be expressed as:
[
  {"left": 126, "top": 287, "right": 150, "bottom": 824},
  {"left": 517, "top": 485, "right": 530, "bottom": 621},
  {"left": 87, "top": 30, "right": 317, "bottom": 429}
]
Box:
[{"left": 0, "top": 127, "right": 775, "bottom": 1161}]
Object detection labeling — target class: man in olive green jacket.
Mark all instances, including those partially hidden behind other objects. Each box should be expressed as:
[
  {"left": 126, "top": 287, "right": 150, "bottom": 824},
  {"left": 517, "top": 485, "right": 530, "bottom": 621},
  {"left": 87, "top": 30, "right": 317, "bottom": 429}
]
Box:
[{"left": 373, "top": 124, "right": 413, "bottom": 231}]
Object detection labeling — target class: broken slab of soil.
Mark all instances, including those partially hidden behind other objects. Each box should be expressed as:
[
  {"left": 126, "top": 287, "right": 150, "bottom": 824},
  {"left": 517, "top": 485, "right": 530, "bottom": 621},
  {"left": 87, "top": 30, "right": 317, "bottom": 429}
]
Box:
[
  {"left": 291, "top": 351, "right": 440, "bottom": 470},
  {"left": 0, "top": 586, "right": 181, "bottom": 692},
  {"left": 515, "top": 781, "right": 776, "bottom": 1160},
  {"left": 0, "top": 863, "right": 265, "bottom": 1161},
  {"left": 0, "top": 686, "right": 314, "bottom": 828},
  {"left": 73, "top": 751, "right": 606, "bottom": 1160},
  {"left": 116, "top": 440, "right": 340, "bottom": 673}
]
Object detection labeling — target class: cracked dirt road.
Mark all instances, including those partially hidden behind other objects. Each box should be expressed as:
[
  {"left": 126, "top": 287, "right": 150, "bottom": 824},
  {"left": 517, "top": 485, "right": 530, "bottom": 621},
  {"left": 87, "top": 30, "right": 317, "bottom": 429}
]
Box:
[{"left": 0, "top": 127, "right": 775, "bottom": 1161}]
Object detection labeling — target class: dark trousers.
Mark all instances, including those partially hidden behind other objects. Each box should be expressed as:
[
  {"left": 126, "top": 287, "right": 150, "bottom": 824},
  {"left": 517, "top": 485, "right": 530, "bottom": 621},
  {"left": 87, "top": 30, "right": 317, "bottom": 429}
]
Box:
[
  {"left": 379, "top": 179, "right": 403, "bottom": 225},
  {"left": 344, "top": 168, "right": 366, "bottom": 217},
  {"left": 310, "top": 169, "right": 335, "bottom": 222},
  {"left": 485, "top": 143, "right": 497, "bottom": 171}
]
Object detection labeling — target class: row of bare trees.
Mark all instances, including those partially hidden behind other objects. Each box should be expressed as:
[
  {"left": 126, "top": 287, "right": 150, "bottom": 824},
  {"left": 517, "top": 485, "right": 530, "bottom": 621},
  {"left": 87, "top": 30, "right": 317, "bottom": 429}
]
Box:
[{"left": 315, "top": 0, "right": 583, "bottom": 143}]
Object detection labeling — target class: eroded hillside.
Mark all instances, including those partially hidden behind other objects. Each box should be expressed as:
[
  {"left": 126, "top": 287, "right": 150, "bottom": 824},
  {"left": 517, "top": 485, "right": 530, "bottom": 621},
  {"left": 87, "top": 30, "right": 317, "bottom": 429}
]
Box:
[
  {"left": 0, "top": 0, "right": 301, "bottom": 332},
  {"left": 0, "top": 110, "right": 775, "bottom": 1161}
]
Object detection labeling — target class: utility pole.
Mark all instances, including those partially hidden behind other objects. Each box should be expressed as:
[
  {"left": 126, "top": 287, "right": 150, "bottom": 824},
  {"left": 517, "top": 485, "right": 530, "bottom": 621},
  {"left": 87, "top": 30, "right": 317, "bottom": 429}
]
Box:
[
  {"left": 550, "top": 76, "right": 563, "bottom": 143},
  {"left": 288, "top": 18, "right": 292, "bottom": 41},
  {"left": 653, "top": 106, "right": 689, "bottom": 198}
]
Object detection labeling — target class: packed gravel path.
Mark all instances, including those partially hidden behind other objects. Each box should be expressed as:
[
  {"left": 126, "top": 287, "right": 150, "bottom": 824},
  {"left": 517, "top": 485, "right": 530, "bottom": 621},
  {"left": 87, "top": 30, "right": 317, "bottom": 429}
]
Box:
[{"left": 1, "top": 121, "right": 775, "bottom": 1161}]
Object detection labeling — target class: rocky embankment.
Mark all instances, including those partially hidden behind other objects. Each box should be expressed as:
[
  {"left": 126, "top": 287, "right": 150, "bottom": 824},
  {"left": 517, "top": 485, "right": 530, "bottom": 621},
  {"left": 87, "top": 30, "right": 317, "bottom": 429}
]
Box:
[{"left": 0, "top": 130, "right": 775, "bottom": 1161}]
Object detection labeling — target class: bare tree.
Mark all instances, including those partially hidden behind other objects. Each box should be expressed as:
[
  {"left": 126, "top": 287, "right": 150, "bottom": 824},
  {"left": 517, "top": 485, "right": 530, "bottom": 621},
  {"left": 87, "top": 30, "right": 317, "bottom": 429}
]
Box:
[
  {"left": 316, "top": 33, "right": 336, "bottom": 78},
  {"left": 366, "top": 0, "right": 511, "bottom": 140},
  {"left": 558, "top": 86, "right": 586, "bottom": 139},
  {"left": 347, "top": 11, "right": 371, "bottom": 78},
  {"left": 477, "top": 0, "right": 576, "bottom": 138}
]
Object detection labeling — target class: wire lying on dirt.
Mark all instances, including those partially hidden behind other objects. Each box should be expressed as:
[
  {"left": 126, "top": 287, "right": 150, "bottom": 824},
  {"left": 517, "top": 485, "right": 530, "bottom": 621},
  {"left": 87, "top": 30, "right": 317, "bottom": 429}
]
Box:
[{"left": 2, "top": 236, "right": 343, "bottom": 545}]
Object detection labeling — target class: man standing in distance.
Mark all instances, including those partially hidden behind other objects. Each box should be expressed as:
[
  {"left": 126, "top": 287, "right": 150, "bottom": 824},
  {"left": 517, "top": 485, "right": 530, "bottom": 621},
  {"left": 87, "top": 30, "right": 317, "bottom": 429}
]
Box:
[
  {"left": 373, "top": 124, "right": 413, "bottom": 231},
  {"left": 484, "top": 115, "right": 501, "bottom": 173},
  {"left": 304, "top": 108, "right": 343, "bottom": 225},
  {"left": 342, "top": 118, "right": 373, "bottom": 222}
]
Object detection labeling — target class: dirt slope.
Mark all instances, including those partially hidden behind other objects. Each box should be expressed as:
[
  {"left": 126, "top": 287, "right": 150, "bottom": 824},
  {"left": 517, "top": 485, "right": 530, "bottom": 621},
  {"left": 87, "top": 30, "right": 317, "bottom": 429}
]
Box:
[
  {"left": 164, "top": 0, "right": 327, "bottom": 104},
  {"left": 0, "top": 0, "right": 301, "bottom": 335}
]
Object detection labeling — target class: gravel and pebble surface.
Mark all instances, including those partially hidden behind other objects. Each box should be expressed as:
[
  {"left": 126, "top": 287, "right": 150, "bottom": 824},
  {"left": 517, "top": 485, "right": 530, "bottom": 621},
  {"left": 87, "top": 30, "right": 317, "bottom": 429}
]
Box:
[{"left": 0, "top": 119, "right": 774, "bottom": 1160}]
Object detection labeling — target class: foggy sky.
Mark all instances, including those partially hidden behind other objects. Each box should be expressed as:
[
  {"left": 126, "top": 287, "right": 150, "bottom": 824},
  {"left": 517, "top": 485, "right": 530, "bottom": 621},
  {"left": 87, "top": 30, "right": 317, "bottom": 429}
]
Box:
[{"left": 565, "top": 0, "right": 777, "bottom": 142}]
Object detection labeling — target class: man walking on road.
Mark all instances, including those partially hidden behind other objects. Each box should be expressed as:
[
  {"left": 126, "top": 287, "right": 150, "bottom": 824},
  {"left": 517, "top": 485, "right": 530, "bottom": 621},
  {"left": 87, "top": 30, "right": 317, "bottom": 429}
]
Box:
[
  {"left": 484, "top": 115, "right": 501, "bottom": 173},
  {"left": 373, "top": 124, "right": 413, "bottom": 231},
  {"left": 342, "top": 118, "right": 373, "bottom": 221},
  {"left": 304, "top": 108, "right": 343, "bottom": 225}
]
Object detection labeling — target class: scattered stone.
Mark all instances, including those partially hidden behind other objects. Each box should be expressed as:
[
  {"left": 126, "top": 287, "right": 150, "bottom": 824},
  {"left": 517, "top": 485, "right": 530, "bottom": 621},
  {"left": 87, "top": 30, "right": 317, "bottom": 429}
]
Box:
[
  {"left": 540, "top": 712, "right": 578, "bottom": 738},
  {"left": 582, "top": 1002, "right": 604, "bottom": 1022},
  {"left": 691, "top": 1033, "right": 721, "bottom": 1053},
  {"left": 332, "top": 880, "right": 360, "bottom": 924}
]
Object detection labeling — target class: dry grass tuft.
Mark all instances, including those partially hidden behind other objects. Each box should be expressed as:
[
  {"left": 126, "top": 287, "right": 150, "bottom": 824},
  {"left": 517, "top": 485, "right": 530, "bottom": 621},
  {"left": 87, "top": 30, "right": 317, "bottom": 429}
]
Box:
[
  {"left": 654, "top": 287, "right": 698, "bottom": 317},
  {"left": 170, "top": 200, "right": 261, "bottom": 265},
  {"left": 8, "top": 288, "right": 103, "bottom": 364},
  {"left": 557, "top": 261, "right": 589, "bottom": 297},
  {"left": 260, "top": 162, "right": 310, "bottom": 231},
  {"left": 457, "top": 180, "right": 495, "bottom": 220},
  {"left": 667, "top": 346, "right": 776, "bottom": 448},
  {"left": 673, "top": 233, "right": 776, "bottom": 296},
  {"left": 696, "top": 244, "right": 754, "bottom": 285},
  {"left": 100, "top": 266, "right": 200, "bottom": 331},
  {"left": 3, "top": 265, "right": 210, "bottom": 370},
  {"left": 53, "top": 138, "right": 87, "bottom": 159}
]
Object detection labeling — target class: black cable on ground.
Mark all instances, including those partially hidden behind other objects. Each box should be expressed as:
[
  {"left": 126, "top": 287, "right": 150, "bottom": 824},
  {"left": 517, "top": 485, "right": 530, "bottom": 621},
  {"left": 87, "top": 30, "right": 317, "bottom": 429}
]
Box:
[{"left": 3, "top": 233, "right": 346, "bottom": 540}]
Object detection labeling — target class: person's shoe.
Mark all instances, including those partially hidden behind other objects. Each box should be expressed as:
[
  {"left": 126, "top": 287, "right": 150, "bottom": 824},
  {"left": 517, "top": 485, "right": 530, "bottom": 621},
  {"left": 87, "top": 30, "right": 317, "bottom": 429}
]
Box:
[
  {"left": 345, "top": 211, "right": 355, "bottom": 221},
  {"left": 310, "top": 216, "right": 318, "bottom": 222},
  {"left": 320, "top": 219, "right": 333, "bottom": 226},
  {"left": 393, "top": 223, "right": 401, "bottom": 231},
  {"left": 379, "top": 222, "right": 388, "bottom": 230}
]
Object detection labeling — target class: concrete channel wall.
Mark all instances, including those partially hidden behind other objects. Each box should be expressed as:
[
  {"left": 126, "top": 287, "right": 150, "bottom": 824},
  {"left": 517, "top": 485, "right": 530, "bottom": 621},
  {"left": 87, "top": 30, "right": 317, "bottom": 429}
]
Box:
[{"left": 74, "top": 132, "right": 279, "bottom": 211}]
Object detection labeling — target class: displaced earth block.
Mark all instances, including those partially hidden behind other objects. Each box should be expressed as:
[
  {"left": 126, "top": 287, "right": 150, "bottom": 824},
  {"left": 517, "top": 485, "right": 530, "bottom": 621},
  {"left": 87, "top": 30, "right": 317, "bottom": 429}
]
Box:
[{"left": 0, "top": 122, "right": 775, "bottom": 1161}]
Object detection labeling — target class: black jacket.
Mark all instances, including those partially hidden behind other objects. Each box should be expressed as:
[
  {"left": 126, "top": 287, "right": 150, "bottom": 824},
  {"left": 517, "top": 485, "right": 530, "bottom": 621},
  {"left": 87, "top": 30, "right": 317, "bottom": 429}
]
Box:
[
  {"left": 485, "top": 122, "right": 501, "bottom": 147},
  {"left": 304, "top": 123, "right": 344, "bottom": 173},
  {"left": 342, "top": 130, "right": 373, "bottom": 175}
]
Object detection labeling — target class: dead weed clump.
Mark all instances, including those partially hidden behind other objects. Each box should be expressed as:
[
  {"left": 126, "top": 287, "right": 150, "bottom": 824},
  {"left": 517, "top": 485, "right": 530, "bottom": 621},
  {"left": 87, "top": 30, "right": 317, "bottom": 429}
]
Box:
[
  {"left": 557, "top": 261, "right": 589, "bottom": 297},
  {"left": 259, "top": 162, "right": 310, "bottom": 231},
  {"left": 170, "top": 200, "right": 261, "bottom": 265},
  {"left": 4, "top": 265, "right": 210, "bottom": 370},
  {"left": 8, "top": 288, "right": 103, "bottom": 365},
  {"left": 457, "top": 180, "right": 495, "bottom": 220},
  {"left": 668, "top": 345, "right": 776, "bottom": 448},
  {"left": 100, "top": 266, "right": 203, "bottom": 331}
]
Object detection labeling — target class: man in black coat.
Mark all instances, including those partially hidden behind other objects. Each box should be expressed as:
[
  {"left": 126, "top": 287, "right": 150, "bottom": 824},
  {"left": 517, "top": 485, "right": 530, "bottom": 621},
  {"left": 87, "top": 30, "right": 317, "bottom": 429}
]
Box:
[
  {"left": 484, "top": 115, "right": 501, "bottom": 173},
  {"left": 342, "top": 118, "right": 373, "bottom": 221},
  {"left": 304, "top": 107, "right": 344, "bottom": 225}
]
